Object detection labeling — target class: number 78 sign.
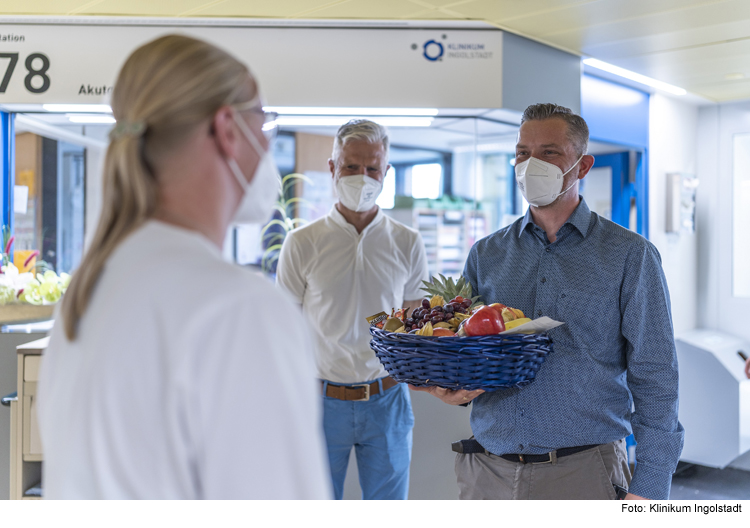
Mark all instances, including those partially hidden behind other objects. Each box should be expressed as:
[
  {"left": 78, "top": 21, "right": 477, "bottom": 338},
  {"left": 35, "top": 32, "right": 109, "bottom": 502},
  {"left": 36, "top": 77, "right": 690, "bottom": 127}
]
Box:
[{"left": 0, "top": 53, "right": 51, "bottom": 94}]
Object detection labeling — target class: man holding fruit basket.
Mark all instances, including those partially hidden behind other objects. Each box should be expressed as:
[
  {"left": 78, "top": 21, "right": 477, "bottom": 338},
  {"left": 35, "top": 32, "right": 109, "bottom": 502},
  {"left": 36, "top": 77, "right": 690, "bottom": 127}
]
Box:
[
  {"left": 413, "top": 103, "right": 684, "bottom": 501},
  {"left": 276, "top": 119, "right": 429, "bottom": 500}
]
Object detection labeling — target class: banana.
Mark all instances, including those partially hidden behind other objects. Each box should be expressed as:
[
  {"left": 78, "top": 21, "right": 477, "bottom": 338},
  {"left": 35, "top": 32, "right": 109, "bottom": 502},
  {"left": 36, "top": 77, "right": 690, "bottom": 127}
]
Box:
[
  {"left": 435, "top": 322, "right": 452, "bottom": 329},
  {"left": 504, "top": 318, "right": 532, "bottom": 331}
]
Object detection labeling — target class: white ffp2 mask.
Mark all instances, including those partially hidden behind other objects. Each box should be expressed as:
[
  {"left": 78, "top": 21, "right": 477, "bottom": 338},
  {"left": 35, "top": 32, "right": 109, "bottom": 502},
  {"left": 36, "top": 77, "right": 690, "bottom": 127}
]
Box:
[
  {"left": 226, "top": 110, "right": 281, "bottom": 225},
  {"left": 514, "top": 155, "right": 584, "bottom": 207},
  {"left": 335, "top": 175, "right": 383, "bottom": 212}
]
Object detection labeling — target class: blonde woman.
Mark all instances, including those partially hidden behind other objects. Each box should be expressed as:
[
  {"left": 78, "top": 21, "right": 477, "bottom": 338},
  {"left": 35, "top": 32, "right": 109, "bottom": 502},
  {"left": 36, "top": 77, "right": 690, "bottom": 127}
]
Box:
[{"left": 37, "top": 35, "right": 331, "bottom": 499}]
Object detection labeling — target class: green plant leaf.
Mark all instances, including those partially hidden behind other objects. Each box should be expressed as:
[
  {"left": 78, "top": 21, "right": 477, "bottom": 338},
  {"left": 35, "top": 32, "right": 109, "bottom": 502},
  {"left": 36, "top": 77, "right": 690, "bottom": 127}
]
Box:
[
  {"left": 260, "top": 219, "right": 292, "bottom": 238},
  {"left": 282, "top": 173, "right": 313, "bottom": 195},
  {"left": 264, "top": 233, "right": 286, "bottom": 245}
]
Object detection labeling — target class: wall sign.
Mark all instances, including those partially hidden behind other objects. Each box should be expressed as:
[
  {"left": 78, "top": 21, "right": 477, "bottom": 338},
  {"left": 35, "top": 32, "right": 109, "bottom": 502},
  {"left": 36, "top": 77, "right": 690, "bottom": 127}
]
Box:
[{"left": 0, "top": 23, "right": 504, "bottom": 108}]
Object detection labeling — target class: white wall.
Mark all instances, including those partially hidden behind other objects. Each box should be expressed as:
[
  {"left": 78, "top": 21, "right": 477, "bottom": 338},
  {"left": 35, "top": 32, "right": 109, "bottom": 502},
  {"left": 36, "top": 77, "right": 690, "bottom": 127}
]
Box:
[{"left": 649, "top": 94, "right": 699, "bottom": 334}]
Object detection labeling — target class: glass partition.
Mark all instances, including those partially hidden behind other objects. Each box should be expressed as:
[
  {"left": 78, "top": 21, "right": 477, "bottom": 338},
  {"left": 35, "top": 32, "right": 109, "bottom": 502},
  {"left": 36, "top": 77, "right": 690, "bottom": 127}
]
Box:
[
  {"left": 246, "top": 112, "right": 521, "bottom": 279},
  {"left": 9, "top": 109, "right": 523, "bottom": 283},
  {"left": 13, "top": 131, "right": 86, "bottom": 275}
]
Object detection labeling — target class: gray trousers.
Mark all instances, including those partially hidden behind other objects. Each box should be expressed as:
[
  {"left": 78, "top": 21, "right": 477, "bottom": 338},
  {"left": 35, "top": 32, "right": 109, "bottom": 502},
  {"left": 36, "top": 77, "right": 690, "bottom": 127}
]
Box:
[{"left": 455, "top": 438, "right": 631, "bottom": 500}]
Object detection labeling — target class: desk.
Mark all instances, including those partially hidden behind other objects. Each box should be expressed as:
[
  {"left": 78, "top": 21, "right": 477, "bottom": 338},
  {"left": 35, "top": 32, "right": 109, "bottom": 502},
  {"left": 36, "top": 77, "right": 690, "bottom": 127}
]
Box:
[{"left": 9, "top": 337, "right": 48, "bottom": 500}]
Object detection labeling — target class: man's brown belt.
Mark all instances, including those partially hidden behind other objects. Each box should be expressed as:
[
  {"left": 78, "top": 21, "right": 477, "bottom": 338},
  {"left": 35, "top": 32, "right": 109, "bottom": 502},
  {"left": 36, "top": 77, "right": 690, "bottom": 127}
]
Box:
[{"left": 322, "top": 377, "right": 398, "bottom": 402}]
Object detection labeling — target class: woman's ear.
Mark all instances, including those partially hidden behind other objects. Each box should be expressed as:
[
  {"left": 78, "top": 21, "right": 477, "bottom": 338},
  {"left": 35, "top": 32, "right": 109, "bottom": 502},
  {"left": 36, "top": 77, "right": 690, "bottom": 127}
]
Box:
[{"left": 211, "top": 106, "right": 240, "bottom": 159}]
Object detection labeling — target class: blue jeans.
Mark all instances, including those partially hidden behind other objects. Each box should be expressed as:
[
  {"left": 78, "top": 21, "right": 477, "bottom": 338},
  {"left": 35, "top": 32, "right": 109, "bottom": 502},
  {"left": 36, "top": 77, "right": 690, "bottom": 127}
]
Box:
[{"left": 322, "top": 380, "right": 414, "bottom": 500}]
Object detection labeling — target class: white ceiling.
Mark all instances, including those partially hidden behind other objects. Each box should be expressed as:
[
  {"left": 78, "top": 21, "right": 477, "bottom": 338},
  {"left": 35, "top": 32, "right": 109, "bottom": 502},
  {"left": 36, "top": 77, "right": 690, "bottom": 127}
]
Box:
[{"left": 3, "top": 1, "right": 750, "bottom": 101}]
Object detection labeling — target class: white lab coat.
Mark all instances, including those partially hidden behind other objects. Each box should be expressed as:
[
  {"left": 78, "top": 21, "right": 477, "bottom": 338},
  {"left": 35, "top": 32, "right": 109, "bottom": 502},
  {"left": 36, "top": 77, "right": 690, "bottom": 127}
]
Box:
[{"left": 37, "top": 221, "right": 331, "bottom": 499}]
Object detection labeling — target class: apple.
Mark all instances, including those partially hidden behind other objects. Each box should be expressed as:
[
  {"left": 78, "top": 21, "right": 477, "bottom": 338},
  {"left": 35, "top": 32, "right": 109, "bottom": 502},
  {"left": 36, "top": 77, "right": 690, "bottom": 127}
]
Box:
[
  {"left": 464, "top": 305, "right": 506, "bottom": 336},
  {"left": 489, "top": 303, "right": 507, "bottom": 316}
]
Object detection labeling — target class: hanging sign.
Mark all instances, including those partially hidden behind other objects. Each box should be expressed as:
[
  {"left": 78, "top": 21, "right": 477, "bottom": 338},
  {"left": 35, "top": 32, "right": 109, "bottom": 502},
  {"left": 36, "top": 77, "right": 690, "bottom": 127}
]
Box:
[{"left": 0, "top": 23, "right": 504, "bottom": 108}]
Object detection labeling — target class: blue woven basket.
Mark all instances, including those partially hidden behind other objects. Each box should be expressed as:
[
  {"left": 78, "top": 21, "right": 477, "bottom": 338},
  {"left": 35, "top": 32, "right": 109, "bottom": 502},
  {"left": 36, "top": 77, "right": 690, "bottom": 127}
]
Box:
[{"left": 369, "top": 327, "right": 553, "bottom": 391}]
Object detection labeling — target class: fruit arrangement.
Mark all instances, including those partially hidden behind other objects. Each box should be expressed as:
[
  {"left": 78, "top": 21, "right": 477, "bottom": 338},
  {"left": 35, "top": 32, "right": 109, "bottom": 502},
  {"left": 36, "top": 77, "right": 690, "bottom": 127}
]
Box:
[
  {"left": 402, "top": 295, "right": 473, "bottom": 335},
  {"left": 367, "top": 274, "right": 544, "bottom": 338}
]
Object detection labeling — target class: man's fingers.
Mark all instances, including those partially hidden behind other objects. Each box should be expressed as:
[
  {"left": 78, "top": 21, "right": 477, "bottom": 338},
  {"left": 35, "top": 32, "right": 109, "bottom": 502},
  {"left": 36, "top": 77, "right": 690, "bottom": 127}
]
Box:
[{"left": 408, "top": 385, "right": 486, "bottom": 405}]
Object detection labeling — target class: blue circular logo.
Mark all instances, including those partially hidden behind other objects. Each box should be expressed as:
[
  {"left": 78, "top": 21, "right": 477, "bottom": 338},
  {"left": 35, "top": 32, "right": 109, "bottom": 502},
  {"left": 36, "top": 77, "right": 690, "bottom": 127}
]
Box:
[{"left": 423, "top": 40, "right": 444, "bottom": 61}]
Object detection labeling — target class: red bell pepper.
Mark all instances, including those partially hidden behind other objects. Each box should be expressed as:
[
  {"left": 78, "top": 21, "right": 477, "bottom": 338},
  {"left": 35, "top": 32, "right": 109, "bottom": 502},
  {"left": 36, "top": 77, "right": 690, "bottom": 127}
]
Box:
[{"left": 463, "top": 305, "right": 506, "bottom": 336}]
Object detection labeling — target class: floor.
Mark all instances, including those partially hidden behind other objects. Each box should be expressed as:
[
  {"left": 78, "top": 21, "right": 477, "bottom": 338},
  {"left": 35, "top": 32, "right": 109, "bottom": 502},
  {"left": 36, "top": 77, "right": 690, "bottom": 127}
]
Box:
[{"left": 670, "top": 463, "right": 750, "bottom": 500}]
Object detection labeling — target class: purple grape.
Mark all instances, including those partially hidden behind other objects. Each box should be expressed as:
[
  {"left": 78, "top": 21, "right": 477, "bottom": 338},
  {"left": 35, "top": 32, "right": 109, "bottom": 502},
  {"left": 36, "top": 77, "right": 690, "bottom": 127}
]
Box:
[
  {"left": 421, "top": 299, "right": 431, "bottom": 309},
  {"left": 433, "top": 305, "right": 444, "bottom": 313},
  {"left": 417, "top": 321, "right": 424, "bottom": 328},
  {"left": 461, "top": 299, "right": 472, "bottom": 309},
  {"left": 422, "top": 314, "right": 432, "bottom": 321},
  {"left": 431, "top": 315, "right": 444, "bottom": 324},
  {"left": 444, "top": 304, "right": 454, "bottom": 313}
]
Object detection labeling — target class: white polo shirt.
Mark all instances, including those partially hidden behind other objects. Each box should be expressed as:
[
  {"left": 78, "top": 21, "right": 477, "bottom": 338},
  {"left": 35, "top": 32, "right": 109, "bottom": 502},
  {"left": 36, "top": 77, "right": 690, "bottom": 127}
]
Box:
[{"left": 277, "top": 206, "right": 428, "bottom": 384}]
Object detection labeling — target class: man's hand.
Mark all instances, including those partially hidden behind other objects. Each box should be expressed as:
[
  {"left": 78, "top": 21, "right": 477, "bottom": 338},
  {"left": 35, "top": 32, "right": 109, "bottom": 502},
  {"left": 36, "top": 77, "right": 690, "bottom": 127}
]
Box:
[
  {"left": 409, "top": 384, "right": 484, "bottom": 405},
  {"left": 624, "top": 493, "right": 647, "bottom": 500}
]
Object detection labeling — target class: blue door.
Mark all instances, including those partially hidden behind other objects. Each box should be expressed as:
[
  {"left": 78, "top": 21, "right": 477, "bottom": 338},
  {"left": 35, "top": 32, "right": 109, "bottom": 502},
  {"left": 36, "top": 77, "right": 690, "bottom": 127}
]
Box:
[{"left": 583, "top": 149, "right": 648, "bottom": 238}]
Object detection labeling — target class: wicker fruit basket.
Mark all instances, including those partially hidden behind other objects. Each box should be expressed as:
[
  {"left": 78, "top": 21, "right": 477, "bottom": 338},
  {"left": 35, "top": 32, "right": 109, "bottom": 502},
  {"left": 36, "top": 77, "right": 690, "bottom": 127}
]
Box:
[{"left": 369, "top": 327, "right": 553, "bottom": 391}]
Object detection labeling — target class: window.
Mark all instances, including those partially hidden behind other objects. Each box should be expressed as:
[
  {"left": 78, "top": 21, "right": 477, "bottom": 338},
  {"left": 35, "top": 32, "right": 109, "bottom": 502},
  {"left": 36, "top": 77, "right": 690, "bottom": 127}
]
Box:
[
  {"left": 376, "top": 166, "right": 396, "bottom": 209},
  {"left": 411, "top": 163, "right": 442, "bottom": 199}
]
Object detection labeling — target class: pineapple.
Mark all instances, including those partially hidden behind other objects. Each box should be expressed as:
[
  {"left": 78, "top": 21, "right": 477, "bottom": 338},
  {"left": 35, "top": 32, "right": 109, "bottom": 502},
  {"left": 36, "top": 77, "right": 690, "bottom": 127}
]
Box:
[{"left": 420, "top": 274, "right": 483, "bottom": 309}]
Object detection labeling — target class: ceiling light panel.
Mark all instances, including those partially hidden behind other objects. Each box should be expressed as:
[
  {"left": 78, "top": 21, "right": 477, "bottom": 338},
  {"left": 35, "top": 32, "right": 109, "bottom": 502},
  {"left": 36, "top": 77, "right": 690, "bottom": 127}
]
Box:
[
  {"left": 274, "top": 116, "right": 433, "bottom": 127},
  {"left": 44, "top": 104, "right": 112, "bottom": 113},
  {"left": 264, "top": 107, "right": 439, "bottom": 116},
  {"left": 583, "top": 58, "right": 686, "bottom": 95},
  {"left": 67, "top": 114, "right": 116, "bottom": 124}
]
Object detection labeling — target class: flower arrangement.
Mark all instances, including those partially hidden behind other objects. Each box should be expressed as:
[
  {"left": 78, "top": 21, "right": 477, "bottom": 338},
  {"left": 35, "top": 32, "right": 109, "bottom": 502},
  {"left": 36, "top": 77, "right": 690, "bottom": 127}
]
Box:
[{"left": 0, "top": 228, "right": 71, "bottom": 306}]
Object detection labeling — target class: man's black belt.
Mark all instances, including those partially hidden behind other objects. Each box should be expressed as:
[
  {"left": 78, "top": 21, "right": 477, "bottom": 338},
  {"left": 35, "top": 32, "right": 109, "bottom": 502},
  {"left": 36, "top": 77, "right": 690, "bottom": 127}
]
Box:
[{"left": 451, "top": 438, "right": 600, "bottom": 464}]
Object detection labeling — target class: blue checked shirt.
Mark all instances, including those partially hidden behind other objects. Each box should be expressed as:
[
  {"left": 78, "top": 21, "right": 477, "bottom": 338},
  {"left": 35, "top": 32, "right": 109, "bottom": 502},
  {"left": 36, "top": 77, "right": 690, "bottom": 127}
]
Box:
[{"left": 463, "top": 198, "right": 684, "bottom": 500}]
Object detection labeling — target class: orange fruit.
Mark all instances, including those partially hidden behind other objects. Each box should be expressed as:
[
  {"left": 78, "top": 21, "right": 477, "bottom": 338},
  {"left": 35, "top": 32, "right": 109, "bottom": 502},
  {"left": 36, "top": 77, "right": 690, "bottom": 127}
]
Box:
[{"left": 433, "top": 328, "right": 456, "bottom": 337}]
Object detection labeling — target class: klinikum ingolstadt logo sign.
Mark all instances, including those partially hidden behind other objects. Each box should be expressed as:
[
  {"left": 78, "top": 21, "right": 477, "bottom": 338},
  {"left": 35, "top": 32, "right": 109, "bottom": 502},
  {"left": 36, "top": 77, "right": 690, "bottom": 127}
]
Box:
[
  {"left": 422, "top": 39, "right": 444, "bottom": 61},
  {"left": 412, "top": 34, "right": 493, "bottom": 62}
]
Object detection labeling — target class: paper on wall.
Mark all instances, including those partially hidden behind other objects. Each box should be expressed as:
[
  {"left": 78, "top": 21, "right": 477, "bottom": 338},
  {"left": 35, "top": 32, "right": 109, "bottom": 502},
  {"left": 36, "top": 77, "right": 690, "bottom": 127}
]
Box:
[
  {"left": 498, "top": 316, "right": 564, "bottom": 336},
  {"left": 14, "top": 186, "right": 29, "bottom": 214}
]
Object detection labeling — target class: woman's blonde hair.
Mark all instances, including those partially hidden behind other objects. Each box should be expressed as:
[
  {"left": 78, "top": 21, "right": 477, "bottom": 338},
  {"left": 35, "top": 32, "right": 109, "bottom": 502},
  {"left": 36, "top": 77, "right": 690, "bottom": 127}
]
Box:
[{"left": 61, "top": 34, "right": 255, "bottom": 340}]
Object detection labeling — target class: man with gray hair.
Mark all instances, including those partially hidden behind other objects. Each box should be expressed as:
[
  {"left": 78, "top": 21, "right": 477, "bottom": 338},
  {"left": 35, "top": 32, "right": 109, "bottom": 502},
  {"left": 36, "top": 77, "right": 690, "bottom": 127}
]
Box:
[
  {"left": 414, "top": 103, "right": 684, "bottom": 500},
  {"left": 276, "top": 119, "right": 428, "bottom": 499}
]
